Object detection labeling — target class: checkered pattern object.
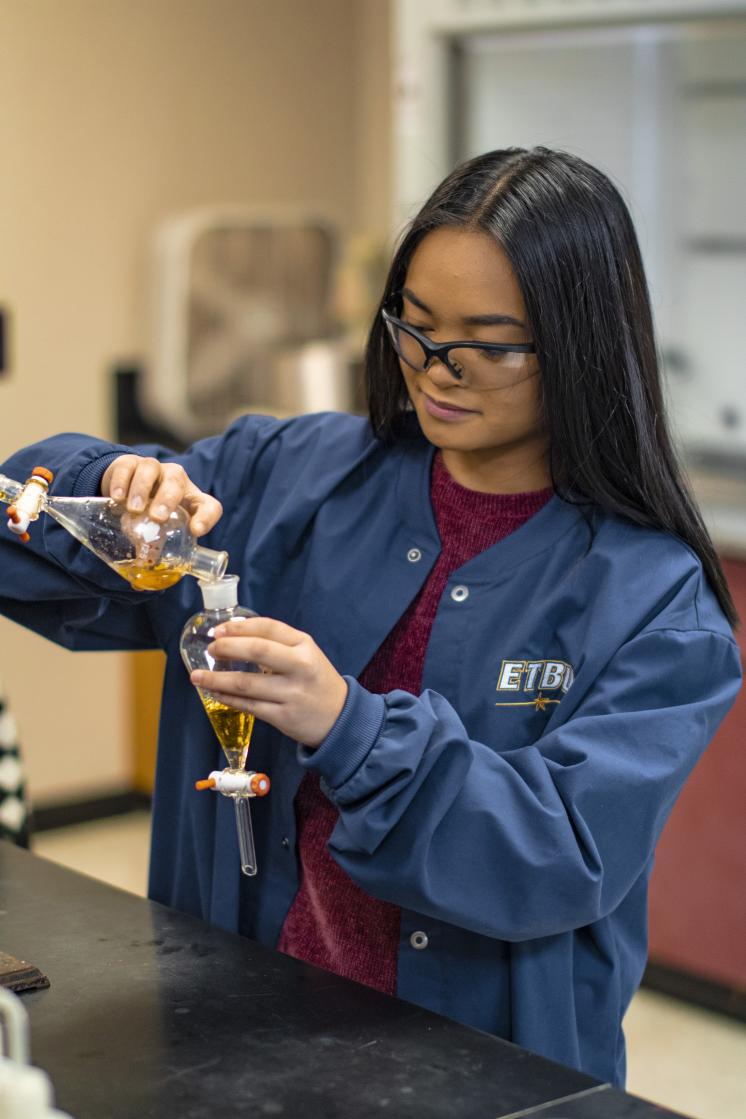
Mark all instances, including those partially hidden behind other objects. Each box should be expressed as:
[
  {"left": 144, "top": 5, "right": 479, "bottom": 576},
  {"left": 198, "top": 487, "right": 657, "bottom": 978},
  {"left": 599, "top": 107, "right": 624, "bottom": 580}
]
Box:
[{"left": 0, "top": 679, "right": 30, "bottom": 847}]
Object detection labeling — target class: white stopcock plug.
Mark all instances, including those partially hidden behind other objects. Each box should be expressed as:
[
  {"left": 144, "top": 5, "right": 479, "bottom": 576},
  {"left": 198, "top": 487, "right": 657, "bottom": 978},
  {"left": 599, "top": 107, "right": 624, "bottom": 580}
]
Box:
[
  {"left": 0, "top": 987, "right": 74, "bottom": 1118},
  {"left": 195, "top": 769, "right": 270, "bottom": 796}
]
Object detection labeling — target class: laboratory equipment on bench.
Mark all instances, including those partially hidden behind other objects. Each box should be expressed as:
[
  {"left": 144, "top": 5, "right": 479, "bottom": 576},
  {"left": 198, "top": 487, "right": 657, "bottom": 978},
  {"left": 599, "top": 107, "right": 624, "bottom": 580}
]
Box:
[
  {"left": 180, "top": 575, "right": 270, "bottom": 876},
  {"left": 0, "top": 466, "right": 227, "bottom": 588},
  {"left": 0, "top": 986, "right": 74, "bottom": 1119}
]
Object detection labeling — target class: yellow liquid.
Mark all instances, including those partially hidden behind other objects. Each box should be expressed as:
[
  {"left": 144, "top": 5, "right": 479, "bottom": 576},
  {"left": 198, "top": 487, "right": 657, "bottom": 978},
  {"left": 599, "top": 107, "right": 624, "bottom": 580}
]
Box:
[
  {"left": 0, "top": 482, "right": 20, "bottom": 504},
  {"left": 198, "top": 691, "right": 255, "bottom": 769},
  {"left": 112, "top": 559, "right": 184, "bottom": 591}
]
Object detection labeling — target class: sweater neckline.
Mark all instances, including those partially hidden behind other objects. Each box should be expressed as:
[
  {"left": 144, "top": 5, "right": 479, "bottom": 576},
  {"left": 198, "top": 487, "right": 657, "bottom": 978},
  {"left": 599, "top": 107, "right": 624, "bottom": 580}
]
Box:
[{"left": 431, "top": 451, "right": 554, "bottom": 519}]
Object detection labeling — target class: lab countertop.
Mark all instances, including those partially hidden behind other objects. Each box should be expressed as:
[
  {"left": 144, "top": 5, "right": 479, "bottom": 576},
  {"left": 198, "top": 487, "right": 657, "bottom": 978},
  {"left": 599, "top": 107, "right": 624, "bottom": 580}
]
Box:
[{"left": 0, "top": 843, "right": 686, "bottom": 1119}]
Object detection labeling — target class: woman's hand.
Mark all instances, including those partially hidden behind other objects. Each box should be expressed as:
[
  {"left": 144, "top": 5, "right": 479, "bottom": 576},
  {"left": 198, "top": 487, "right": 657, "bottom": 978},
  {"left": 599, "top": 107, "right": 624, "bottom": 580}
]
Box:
[
  {"left": 100, "top": 455, "right": 222, "bottom": 537},
  {"left": 190, "top": 617, "right": 349, "bottom": 749}
]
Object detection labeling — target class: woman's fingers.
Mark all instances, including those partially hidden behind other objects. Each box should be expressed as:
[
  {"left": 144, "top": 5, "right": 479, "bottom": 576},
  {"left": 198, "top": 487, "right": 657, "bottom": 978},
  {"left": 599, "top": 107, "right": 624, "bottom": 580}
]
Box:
[
  {"left": 194, "top": 669, "right": 287, "bottom": 703},
  {"left": 211, "top": 616, "right": 306, "bottom": 647},
  {"left": 206, "top": 636, "right": 297, "bottom": 675},
  {"left": 147, "top": 473, "right": 222, "bottom": 534},
  {"left": 105, "top": 456, "right": 165, "bottom": 512},
  {"left": 101, "top": 455, "right": 146, "bottom": 502},
  {"left": 206, "top": 619, "right": 316, "bottom": 676},
  {"left": 100, "top": 455, "right": 221, "bottom": 536},
  {"left": 196, "top": 688, "right": 282, "bottom": 724}
]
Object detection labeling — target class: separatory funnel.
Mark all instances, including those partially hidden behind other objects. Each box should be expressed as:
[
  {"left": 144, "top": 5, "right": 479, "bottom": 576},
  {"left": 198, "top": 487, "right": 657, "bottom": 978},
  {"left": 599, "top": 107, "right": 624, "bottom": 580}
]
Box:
[
  {"left": 180, "top": 575, "right": 270, "bottom": 876},
  {"left": 0, "top": 466, "right": 227, "bottom": 588}
]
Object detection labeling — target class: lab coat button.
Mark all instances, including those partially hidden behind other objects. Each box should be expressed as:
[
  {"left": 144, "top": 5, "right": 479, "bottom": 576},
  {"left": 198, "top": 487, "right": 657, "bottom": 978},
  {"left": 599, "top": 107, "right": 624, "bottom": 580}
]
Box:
[
  {"left": 451, "top": 585, "right": 469, "bottom": 603},
  {"left": 410, "top": 931, "right": 429, "bottom": 950},
  {"left": 407, "top": 548, "right": 422, "bottom": 563}
]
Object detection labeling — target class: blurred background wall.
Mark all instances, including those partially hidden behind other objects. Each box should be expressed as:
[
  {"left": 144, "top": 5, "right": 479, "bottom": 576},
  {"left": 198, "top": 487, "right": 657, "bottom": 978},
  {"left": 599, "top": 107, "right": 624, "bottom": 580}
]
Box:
[{"left": 0, "top": 0, "right": 390, "bottom": 805}]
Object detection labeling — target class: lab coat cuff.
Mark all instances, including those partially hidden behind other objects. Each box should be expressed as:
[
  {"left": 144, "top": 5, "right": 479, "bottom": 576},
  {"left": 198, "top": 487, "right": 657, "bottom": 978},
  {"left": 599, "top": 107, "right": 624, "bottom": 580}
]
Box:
[
  {"left": 297, "top": 677, "right": 385, "bottom": 789},
  {"left": 73, "top": 452, "right": 128, "bottom": 498}
]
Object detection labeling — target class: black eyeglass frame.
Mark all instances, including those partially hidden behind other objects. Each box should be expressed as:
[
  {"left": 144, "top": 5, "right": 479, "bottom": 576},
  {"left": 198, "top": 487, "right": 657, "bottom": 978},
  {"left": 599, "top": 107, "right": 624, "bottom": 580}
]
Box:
[{"left": 381, "top": 307, "right": 536, "bottom": 382}]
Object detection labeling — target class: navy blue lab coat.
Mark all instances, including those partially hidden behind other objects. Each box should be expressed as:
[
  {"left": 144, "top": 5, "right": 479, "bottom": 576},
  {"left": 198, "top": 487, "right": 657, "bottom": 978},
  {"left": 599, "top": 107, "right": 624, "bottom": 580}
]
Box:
[{"left": 0, "top": 412, "right": 741, "bottom": 1087}]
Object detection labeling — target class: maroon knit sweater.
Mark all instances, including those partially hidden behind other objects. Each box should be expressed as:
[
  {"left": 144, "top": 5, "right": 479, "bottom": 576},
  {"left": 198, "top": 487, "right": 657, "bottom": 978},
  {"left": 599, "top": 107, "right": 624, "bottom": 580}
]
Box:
[{"left": 277, "top": 453, "right": 554, "bottom": 992}]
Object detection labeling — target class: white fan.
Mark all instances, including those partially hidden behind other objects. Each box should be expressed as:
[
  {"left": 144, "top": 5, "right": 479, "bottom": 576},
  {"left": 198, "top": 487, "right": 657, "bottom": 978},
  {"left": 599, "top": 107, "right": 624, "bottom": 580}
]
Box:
[{"left": 143, "top": 208, "right": 351, "bottom": 443}]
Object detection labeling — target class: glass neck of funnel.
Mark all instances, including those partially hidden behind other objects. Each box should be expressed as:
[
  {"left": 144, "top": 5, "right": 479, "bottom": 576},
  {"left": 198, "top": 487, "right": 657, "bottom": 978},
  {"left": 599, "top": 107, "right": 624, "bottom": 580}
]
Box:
[
  {"left": 189, "top": 544, "right": 228, "bottom": 582},
  {"left": 0, "top": 474, "right": 23, "bottom": 505}
]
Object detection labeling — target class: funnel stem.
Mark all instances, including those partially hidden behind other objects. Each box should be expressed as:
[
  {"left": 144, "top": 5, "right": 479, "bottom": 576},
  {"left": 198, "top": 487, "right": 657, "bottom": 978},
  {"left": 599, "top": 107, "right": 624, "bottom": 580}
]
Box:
[{"left": 234, "top": 796, "right": 258, "bottom": 876}]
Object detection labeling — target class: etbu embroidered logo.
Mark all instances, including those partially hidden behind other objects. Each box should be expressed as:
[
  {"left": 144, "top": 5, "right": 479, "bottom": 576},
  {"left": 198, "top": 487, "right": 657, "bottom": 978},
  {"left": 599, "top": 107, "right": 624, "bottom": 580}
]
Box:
[{"left": 496, "top": 660, "right": 575, "bottom": 712}]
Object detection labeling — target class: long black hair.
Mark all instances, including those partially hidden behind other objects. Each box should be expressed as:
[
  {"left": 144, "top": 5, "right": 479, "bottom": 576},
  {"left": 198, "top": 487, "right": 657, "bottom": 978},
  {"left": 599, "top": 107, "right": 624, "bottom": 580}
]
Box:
[{"left": 365, "top": 146, "right": 738, "bottom": 628}]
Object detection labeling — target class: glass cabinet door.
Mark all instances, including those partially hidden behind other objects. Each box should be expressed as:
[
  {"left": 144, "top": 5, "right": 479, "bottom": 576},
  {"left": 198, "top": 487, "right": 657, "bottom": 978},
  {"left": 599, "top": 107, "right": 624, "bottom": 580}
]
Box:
[{"left": 455, "top": 18, "right": 746, "bottom": 465}]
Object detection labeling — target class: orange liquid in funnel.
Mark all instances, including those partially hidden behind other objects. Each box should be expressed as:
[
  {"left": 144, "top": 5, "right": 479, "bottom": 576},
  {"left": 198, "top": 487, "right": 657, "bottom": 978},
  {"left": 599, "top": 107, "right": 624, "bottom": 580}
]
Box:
[
  {"left": 198, "top": 691, "right": 255, "bottom": 770},
  {"left": 112, "top": 559, "right": 184, "bottom": 591}
]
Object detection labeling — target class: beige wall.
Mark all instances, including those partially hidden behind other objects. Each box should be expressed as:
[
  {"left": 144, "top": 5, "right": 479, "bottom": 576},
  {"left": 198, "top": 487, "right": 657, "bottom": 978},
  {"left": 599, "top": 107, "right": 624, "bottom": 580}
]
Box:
[
  {"left": 352, "top": 0, "right": 393, "bottom": 239},
  {"left": 0, "top": 0, "right": 390, "bottom": 804}
]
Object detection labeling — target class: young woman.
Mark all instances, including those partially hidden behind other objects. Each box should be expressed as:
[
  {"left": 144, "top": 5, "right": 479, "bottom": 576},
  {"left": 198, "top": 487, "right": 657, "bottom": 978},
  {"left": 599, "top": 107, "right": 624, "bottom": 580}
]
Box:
[{"left": 0, "top": 148, "right": 740, "bottom": 1087}]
